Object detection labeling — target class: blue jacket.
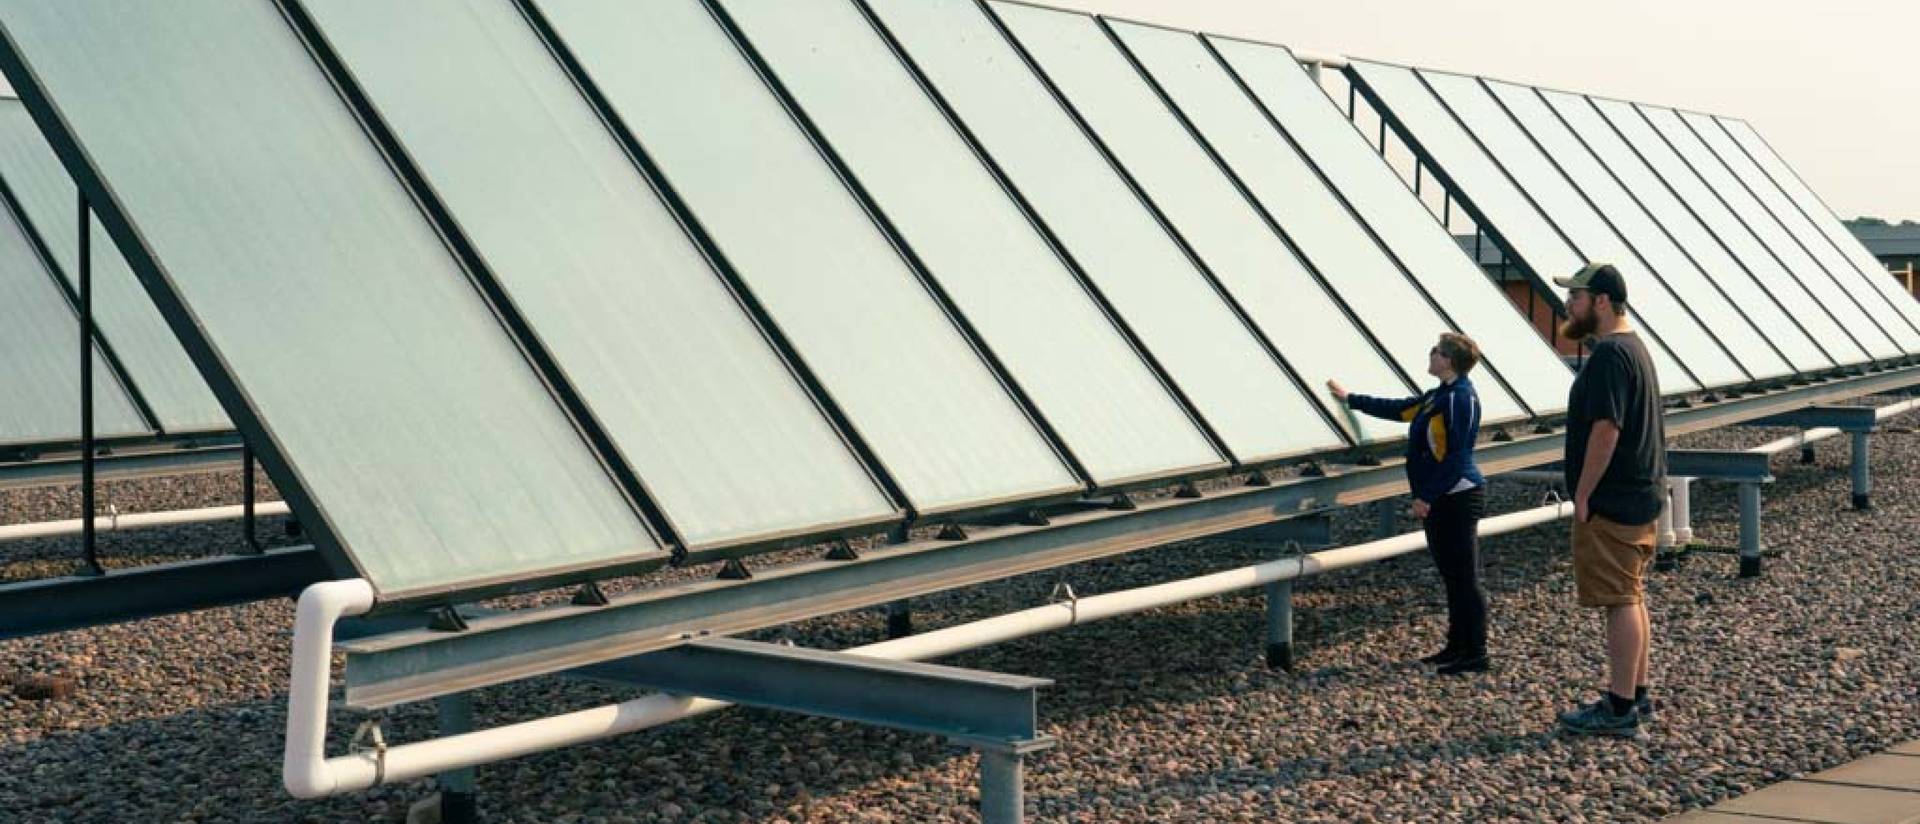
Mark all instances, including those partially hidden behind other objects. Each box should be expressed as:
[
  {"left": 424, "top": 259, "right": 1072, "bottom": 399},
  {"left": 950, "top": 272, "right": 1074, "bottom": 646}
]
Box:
[{"left": 1348, "top": 375, "right": 1485, "bottom": 504}]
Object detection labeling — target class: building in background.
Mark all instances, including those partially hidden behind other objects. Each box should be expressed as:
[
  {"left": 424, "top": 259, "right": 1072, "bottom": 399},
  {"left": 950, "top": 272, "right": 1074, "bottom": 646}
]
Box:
[{"left": 1846, "top": 218, "right": 1920, "bottom": 298}]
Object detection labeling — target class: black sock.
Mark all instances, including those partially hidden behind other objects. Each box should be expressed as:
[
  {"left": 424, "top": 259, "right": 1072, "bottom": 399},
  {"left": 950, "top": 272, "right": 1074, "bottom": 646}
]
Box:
[
  {"left": 1606, "top": 692, "right": 1636, "bottom": 715},
  {"left": 1634, "top": 686, "right": 1650, "bottom": 704}
]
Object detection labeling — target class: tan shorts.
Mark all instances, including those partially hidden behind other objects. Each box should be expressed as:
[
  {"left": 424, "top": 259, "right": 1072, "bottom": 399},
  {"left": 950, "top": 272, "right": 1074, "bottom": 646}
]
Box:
[{"left": 1572, "top": 515, "right": 1657, "bottom": 607}]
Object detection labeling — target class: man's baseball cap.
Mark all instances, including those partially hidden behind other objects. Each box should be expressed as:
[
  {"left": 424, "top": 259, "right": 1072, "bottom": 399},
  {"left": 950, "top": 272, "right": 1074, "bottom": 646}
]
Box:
[{"left": 1554, "top": 262, "right": 1627, "bottom": 304}]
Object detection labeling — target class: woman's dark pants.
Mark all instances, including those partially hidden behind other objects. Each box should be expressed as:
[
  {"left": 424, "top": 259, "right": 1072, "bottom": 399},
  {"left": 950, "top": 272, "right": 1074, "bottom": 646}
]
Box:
[{"left": 1423, "top": 486, "right": 1488, "bottom": 656}]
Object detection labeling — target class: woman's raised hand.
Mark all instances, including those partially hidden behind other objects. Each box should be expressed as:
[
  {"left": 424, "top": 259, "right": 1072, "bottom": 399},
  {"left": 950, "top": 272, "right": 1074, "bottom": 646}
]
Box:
[{"left": 1325, "top": 379, "right": 1348, "bottom": 401}]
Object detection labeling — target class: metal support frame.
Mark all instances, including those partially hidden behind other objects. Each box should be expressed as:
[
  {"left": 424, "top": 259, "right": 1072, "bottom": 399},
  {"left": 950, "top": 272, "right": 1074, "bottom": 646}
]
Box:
[
  {"left": 1741, "top": 406, "right": 1877, "bottom": 432},
  {"left": 1666, "top": 450, "right": 1774, "bottom": 578},
  {"left": 578, "top": 636, "right": 1053, "bottom": 823},
  {"left": 1214, "top": 513, "right": 1332, "bottom": 551},
  {"left": 1374, "top": 499, "right": 1398, "bottom": 539},
  {"left": 1264, "top": 580, "right": 1294, "bottom": 670},
  {"left": 335, "top": 365, "right": 1920, "bottom": 709},
  {"left": 78, "top": 191, "right": 100, "bottom": 577},
  {"left": 0, "top": 438, "right": 244, "bottom": 491},
  {"left": 0, "top": 547, "right": 329, "bottom": 640}
]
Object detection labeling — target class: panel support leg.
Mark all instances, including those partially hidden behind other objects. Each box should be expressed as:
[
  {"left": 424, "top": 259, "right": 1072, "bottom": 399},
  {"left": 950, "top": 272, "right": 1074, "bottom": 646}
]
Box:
[
  {"left": 885, "top": 599, "right": 912, "bottom": 640},
  {"left": 971, "top": 738, "right": 1052, "bottom": 824},
  {"left": 1738, "top": 482, "right": 1763, "bottom": 578},
  {"left": 1850, "top": 431, "right": 1872, "bottom": 510},
  {"left": 1374, "top": 499, "right": 1397, "bottom": 540},
  {"left": 436, "top": 694, "right": 479, "bottom": 824},
  {"left": 1264, "top": 581, "right": 1294, "bottom": 670}
]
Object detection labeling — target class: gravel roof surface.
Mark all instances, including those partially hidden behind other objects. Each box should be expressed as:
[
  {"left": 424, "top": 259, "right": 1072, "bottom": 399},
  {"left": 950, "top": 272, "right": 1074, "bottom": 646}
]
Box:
[{"left": 2, "top": 397, "right": 1917, "bottom": 823}]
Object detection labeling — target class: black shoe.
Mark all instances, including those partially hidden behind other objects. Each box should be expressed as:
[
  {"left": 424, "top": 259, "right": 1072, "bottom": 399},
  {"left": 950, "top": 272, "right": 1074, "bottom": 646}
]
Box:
[
  {"left": 1557, "top": 698, "right": 1644, "bottom": 739},
  {"left": 1436, "top": 654, "right": 1489, "bottom": 676},
  {"left": 1419, "top": 647, "right": 1465, "bottom": 666},
  {"left": 1636, "top": 695, "right": 1656, "bottom": 721}
]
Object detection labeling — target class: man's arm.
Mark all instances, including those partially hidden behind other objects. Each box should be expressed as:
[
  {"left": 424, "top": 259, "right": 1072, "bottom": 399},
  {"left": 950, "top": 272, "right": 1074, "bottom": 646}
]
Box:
[{"left": 1574, "top": 419, "right": 1621, "bottom": 523}]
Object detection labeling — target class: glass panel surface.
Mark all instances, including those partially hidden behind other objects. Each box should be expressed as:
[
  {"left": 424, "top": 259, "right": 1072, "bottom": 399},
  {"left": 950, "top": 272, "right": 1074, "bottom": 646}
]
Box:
[
  {"left": 1483, "top": 83, "right": 1791, "bottom": 380},
  {"left": 1637, "top": 104, "right": 1899, "bottom": 360},
  {"left": 981, "top": 4, "right": 1406, "bottom": 443},
  {"left": 1420, "top": 71, "right": 1744, "bottom": 389},
  {"left": 1679, "top": 110, "right": 1920, "bottom": 352},
  {"left": 536, "top": 0, "right": 1080, "bottom": 507},
  {"left": 1717, "top": 116, "right": 1920, "bottom": 346},
  {"left": 0, "top": 101, "right": 230, "bottom": 433},
  {"left": 0, "top": 205, "right": 147, "bottom": 445},
  {"left": 1586, "top": 96, "right": 1862, "bottom": 366},
  {"left": 304, "top": 0, "right": 897, "bottom": 550},
  {"left": 1540, "top": 90, "right": 1833, "bottom": 372},
  {"left": 724, "top": 0, "right": 1225, "bottom": 478},
  {"left": 845, "top": 0, "right": 1334, "bottom": 463},
  {"left": 0, "top": 0, "right": 661, "bottom": 597},
  {"left": 1113, "top": 27, "right": 1533, "bottom": 420},
  {"left": 1211, "top": 37, "right": 1574, "bottom": 414},
  {"left": 1346, "top": 61, "right": 1698, "bottom": 393}
]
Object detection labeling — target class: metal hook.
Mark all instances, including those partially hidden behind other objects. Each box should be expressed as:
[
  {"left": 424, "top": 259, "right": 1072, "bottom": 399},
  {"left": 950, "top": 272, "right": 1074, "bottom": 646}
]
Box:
[{"left": 1047, "top": 580, "right": 1080, "bottom": 625}]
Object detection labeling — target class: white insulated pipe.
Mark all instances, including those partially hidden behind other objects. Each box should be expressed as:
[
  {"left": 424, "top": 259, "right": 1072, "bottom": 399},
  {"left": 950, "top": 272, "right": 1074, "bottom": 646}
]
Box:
[
  {"left": 284, "top": 502, "right": 1574, "bottom": 798},
  {"left": 0, "top": 500, "right": 290, "bottom": 543}
]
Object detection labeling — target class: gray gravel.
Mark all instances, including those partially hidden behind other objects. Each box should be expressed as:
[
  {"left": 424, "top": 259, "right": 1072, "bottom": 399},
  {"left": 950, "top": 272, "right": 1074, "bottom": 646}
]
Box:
[{"left": 2, "top": 397, "right": 1917, "bottom": 823}]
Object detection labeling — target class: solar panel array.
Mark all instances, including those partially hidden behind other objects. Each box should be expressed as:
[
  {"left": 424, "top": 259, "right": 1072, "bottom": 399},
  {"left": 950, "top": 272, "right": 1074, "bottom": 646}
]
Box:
[
  {"left": 0, "top": 99, "right": 229, "bottom": 447},
  {"left": 1, "top": 0, "right": 1601, "bottom": 604},
  {"left": 1344, "top": 61, "right": 1920, "bottom": 389}
]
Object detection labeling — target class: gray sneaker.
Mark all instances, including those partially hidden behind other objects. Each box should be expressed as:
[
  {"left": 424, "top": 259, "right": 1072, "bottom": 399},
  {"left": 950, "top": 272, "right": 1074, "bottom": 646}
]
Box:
[{"left": 1558, "top": 699, "right": 1644, "bottom": 739}]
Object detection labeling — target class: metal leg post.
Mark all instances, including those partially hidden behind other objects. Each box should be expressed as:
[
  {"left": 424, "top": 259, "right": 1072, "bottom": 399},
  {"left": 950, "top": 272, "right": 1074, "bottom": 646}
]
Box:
[
  {"left": 978, "top": 747, "right": 1024, "bottom": 824},
  {"left": 437, "top": 694, "right": 479, "bottom": 824},
  {"left": 1738, "top": 482, "right": 1763, "bottom": 578},
  {"left": 1265, "top": 581, "right": 1293, "bottom": 671},
  {"left": 1850, "top": 431, "right": 1872, "bottom": 510},
  {"left": 1375, "top": 499, "right": 1397, "bottom": 540},
  {"left": 886, "top": 599, "right": 912, "bottom": 640}
]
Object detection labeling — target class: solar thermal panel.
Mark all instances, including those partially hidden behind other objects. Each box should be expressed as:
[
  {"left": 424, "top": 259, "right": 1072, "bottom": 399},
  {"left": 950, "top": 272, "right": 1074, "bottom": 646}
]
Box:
[
  {"left": 1207, "top": 37, "right": 1577, "bottom": 413},
  {"left": 533, "top": 0, "right": 1085, "bottom": 510},
  {"left": 1532, "top": 88, "right": 1831, "bottom": 374},
  {"left": 979, "top": 2, "right": 1410, "bottom": 444},
  {"left": 1416, "top": 70, "right": 1746, "bottom": 389},
  {"left": 1111, "top": 26, "right": 1535, "bottom": 421},
  {"left": 1345, "top": 61, "right": 1700, "bottom": 394},
  {"left": 0, "top": 101, "right": 230, "bottom": 434},
  {"left": 300, "top": 0, "right": 903, "bottom": 552},
  {"left": 716, "top": 0, "right": 1231, "bottom": 481},
  {"left": 0, "top": 0, "right": 665, "bottom": 601}
]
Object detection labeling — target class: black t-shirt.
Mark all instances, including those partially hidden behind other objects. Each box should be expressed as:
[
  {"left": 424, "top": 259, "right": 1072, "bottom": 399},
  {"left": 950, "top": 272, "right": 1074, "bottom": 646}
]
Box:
[{"left": 1564, "top": 331, "right": 1666, "bottom": 525}]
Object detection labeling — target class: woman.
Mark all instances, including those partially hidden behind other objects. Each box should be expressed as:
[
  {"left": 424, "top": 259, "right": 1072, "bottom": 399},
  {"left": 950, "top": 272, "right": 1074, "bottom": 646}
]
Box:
[{"left": 1327, "top": 333, "right": 1490, "bottom": 675}]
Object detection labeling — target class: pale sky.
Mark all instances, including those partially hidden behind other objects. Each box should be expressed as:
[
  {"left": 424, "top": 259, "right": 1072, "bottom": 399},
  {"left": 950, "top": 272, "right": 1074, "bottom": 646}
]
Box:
[{"left": 1037, "top": 0, "right": 1920, "bottom": 223}]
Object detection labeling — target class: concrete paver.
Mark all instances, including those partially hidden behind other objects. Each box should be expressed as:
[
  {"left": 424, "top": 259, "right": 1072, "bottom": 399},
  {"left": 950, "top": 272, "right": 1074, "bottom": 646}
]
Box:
[
  {"left": 1714, "top": 780, "right": 1920, "bottom": 824},
  {"left": 1808, "top": 754, "right": 1920, "bottom": 793}
]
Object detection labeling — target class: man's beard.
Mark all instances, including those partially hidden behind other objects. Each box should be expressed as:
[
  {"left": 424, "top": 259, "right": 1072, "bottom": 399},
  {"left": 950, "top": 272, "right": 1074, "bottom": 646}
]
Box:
[{"left": 1559, "top": 305, "right": 1597, "bottom": 341}]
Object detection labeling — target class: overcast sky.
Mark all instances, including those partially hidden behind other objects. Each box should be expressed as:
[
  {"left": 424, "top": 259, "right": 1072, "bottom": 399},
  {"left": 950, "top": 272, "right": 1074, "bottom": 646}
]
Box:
[{"left": 1039, "top": 0, "right": 1920, "bottom": 223}]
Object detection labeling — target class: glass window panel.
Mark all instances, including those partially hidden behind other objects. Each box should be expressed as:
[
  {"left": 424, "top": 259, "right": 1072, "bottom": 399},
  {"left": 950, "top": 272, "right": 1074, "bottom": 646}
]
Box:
[
  {"left": 1483, "top": 83, "right": 1792, "bottom": 381},
  {"left": 1347, "top": 61, "right": 1697, "bottom": 393},
  {"left": 303, "top": 0, "right": 898, "bottom": 549},
  {"left": 1112, "top": 27, "right": 1534, "bottom": 420},
  {"left": 723, "top": 0, "right": 1225, "bottom": 479},
  {"left": 980, "top": 3, "right": 1406, "bottom": 443},
  {"left": 1718, "top": 117, "right": 1920, "bottom": 346},
  {"left": 1586, "top": 96, "right": 1862, "bottom": 367},
  {"left": 1637, "top": 104, "right": 1899, "bottom": 361},
  {"left": 0, "top": 206, "right": 147, "bottom": 445},
  {"left": 1419, "top": 71, "right": 1745, "bottom": 389},
  {"left": 1679, "top": 110, "right": 1920, "bottom": 352},
  {"left": 1539, "top": 90, "right": 1833, "bottom": 372},
  {"left": 0, "top": 102, "right": 231, "bottom": 433},
  {"left": 0, "top": 0, "right": 662, "bottom": 597},
  {"left": 842, "top": 0, "right": 1334, "bottom": 464},
  {"left": 535, "top": 0, "right": 1080, "bottom": 509},
  {"left": 1211, "top": 38, "right": 1574, "bottom": 415}
]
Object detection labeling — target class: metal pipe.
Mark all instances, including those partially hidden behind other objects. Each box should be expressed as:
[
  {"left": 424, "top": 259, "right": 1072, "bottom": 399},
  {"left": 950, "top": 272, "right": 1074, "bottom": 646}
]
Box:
[
  {"left": 283, "top": 503, "right": 1572, "bottom": 797},
  {"left": 1737, "top": 483, "right": 1763, "bottom": 578},
  {"left": 0, "top": 501, "right": 290, "bottom": 544},
  {"left": 1291, "top": 49, "right": 1348, "bottom": 70},
  {"left": 1851, "top": 431, "right": 1871, "bottom": 510},
  {"left": 1264, "top": 580, "right": 1293, "bottom": 670}
]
